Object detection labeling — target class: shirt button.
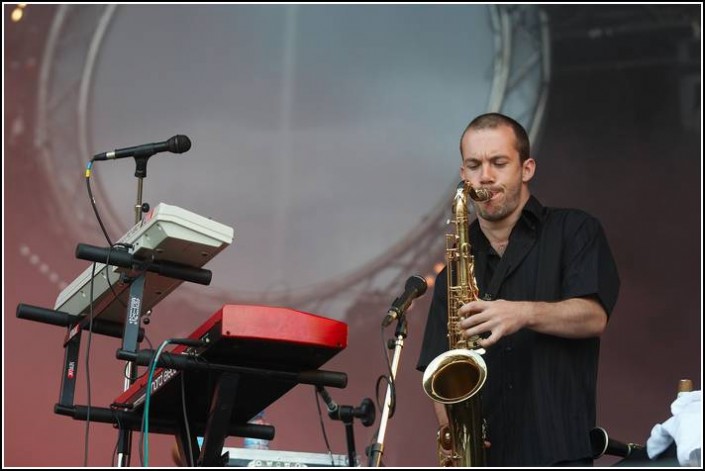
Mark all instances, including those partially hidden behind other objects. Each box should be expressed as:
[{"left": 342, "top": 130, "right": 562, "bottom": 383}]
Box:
[
  {"left": 507, "top": 383, "right": 513, "bottom": 390},
  {"left": 505, "top": 346, "right": 513, "bottom": 352}
]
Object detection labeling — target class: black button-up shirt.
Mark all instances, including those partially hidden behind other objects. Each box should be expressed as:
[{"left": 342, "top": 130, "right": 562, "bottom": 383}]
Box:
[{"left": 417, "top": 195, "right": 620, "bottom": 466}]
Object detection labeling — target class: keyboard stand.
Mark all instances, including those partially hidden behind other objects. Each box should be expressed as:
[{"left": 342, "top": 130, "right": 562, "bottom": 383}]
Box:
[
  {"left": 16, "top": 246, "right": 215, "bottom": 466},
  {"left": 198, "top": 373, "right": 241, "bottom": 466},
  {"left": 115, "top": 348, "right": 347, "bottom": 467}
]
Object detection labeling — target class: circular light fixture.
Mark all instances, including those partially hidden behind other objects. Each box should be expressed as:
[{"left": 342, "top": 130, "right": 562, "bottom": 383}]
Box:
[{"left": 36, "top": 5, "right": 550, "bottom": 319}]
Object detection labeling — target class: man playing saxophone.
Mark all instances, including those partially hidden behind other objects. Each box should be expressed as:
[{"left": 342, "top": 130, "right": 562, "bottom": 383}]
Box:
[{"left": 417, "top": 113, "right": 620, "bottom": 466}]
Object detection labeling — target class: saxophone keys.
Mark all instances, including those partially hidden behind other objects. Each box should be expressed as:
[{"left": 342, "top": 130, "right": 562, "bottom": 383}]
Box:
[{"left": 437, "top": 425, "right": 453, "bottom": 450}]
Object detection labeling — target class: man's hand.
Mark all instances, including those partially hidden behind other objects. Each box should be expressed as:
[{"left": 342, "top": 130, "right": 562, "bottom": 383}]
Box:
[
  {"left": 458, "top": 299, "right": 528, "bottom": 348},
  {"left": 458, "top": 297, "right": 608, "bottom": 344}
]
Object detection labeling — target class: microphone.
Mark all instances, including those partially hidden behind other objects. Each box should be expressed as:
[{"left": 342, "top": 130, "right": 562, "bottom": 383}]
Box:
[
  {"left": 316, "top": 385, "right": 339, "bottom": 415},
  {"left": 382, "top": 274, "right": 428, "bottom": 327},
  {"left": 93, "top": 135, "right": 192, "bottom": 161}
]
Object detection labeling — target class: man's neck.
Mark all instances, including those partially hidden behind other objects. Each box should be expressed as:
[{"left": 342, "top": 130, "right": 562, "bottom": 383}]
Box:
[{"left": 478, "top": 193, "right": 530, "bottom": 250}]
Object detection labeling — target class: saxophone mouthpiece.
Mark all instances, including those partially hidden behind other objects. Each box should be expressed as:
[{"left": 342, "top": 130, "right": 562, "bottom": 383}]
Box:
[
  {"left": 469, "top": 188, "right": 493, "bottom": 202},
  {"left": 459, "top": 181, "right": 493, "bottom": 202}
]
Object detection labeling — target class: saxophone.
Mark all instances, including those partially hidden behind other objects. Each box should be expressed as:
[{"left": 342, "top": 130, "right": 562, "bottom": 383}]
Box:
[{"left": 422, "top": 181, "right": 492, "bottom": 466}]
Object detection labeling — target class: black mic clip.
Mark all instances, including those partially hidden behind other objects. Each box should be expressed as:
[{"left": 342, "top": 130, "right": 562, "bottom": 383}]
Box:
[
  {"left": 317, "top": 385, "right": 339, "bottom": 415},
  {"left": 382, "top": 302, "right": 403, "bottom": 328},
  {"left": 317, "top": 386, "right": 375, "bottom": 427}
]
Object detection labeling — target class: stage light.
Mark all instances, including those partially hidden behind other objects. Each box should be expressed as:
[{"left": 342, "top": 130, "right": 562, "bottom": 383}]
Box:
[{"left": 11, "top": 7, "right": 24, "bottom": 22}]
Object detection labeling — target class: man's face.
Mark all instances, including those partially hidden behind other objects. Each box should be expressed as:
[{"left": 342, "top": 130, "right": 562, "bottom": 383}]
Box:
[{"left": 459, "top": 125, "right": 535, "bottom": 222}]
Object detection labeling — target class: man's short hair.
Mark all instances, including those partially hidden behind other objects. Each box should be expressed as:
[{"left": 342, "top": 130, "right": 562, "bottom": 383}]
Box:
[{"left": 460, "top": 113, "right": 531, "bottom": 162}]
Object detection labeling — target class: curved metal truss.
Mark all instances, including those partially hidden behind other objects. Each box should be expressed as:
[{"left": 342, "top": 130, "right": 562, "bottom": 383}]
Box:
[{"left": 35, "top": 5, "right": 551, "bottom": 318}]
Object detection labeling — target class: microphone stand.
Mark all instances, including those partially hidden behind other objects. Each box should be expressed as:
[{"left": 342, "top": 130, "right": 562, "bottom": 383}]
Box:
[
  {"left": 133, "top": 153, "right": 153, "bottom": 222},
  {"left": 117, "top": 152, "right": 153, "bottom": 467},
  {"left": 332, "top": 400, "right": 375, "bottom": 467},
  {"left": 134, "top": 177, "right": 145, "bottom": 223},
  {"left": 317, "top": 386, "right": 375, "bottom": 467},
  {"left": 368, "top": 313, "right": 407, "bottom": 467}
]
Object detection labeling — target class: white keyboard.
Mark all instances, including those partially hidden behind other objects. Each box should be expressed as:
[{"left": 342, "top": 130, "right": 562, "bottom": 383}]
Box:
[
  {"left": 54, "top": 203, "right": 234, "bottom": 323},
  {"left": 222, "top": 447, "right": 351, "bottom": 467}
]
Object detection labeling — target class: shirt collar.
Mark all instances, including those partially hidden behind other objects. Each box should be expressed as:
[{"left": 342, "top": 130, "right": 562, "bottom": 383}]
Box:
[
  {"left": 470, "top": 194, "right": 545, "bottom": 250},
  {"left": 522, "top": 195, "right": 544, "bottom": 231}
]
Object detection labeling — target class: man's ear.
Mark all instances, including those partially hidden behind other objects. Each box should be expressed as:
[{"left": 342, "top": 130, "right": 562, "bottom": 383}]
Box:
[{"left": 522, "top": 158, "right": 536, "bottom": 183}]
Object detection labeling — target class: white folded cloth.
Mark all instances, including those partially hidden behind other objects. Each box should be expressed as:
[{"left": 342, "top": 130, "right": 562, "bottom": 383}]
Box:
[{"left": 646, "top": 390, "right": 702, "bottom": 466}]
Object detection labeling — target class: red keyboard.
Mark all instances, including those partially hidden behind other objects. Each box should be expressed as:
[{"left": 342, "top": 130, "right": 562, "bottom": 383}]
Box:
[{"left": 112, "top": 305, "right": 347, "bottom": 426}]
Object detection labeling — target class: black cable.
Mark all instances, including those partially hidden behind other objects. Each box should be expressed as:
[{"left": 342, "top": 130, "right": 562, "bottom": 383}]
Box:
[
  {"left": 85, "top": 160, "right": 114, "bottom": 247},
  {"left": 82, "top": 262, "right": 97, "bottom": 466},
  {"left": 314, "top": 387, "right": 336, "bottom": 466},
  {"left": 123, "top": 360, "right": 149, "bottom": 382},
  {"left": 122, "top": 333, "right": 155, "bottom": 383},
  {"left": 126, "top": 333, "right": 154, "bottom": 386},
  {"left": 84, "top": 161, "right": 147, "bottom": 466},
  {"left": 110, "top": 405, "right": 123, "bottom": 466},
  {"left": 83, "top": 163, "right": 123, "bottom": 465},
  {"left": 85, "top": 162, "right": 145, "bottom": 313},
  {"left": 180, "top": 373, "right": 195, "bottom": 467},
  {"left": 143, "top": 334, "right": 153, "bottom": 350},
  {"left": 105, "top": 244, "right": 131, "bottom": 309},
  {"left": 378, "top": 325, "right": 396, "bottom": 418}
]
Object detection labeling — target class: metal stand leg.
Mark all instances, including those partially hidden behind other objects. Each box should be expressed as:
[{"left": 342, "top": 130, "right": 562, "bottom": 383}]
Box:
[{"left": 368, "top": 316, "right": 407, "bottom": 467}]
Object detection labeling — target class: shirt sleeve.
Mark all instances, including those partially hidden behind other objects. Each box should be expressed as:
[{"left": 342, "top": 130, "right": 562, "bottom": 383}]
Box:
[{"left": 560, "top": 213, "right": 620, "bottom": 315}]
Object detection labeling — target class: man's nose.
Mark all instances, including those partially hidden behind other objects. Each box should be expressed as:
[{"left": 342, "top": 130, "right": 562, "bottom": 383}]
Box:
[{"left": 480, "top": 163, "right": 494, "bottom": 182}]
